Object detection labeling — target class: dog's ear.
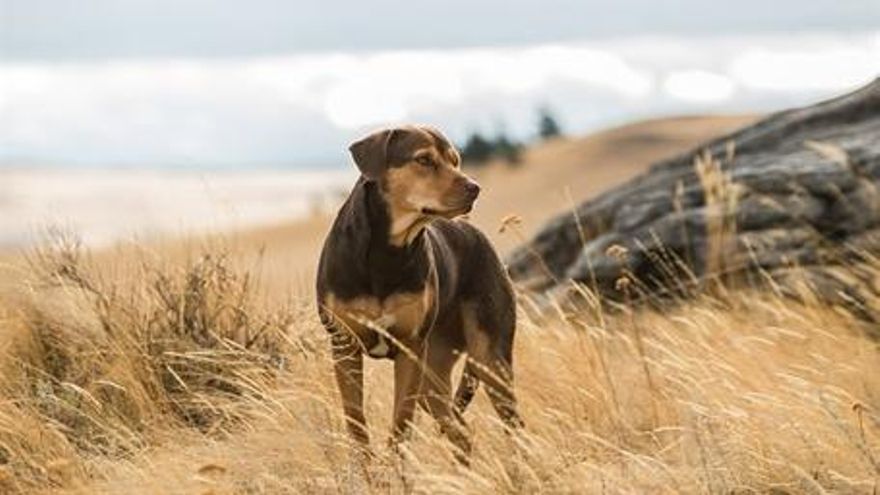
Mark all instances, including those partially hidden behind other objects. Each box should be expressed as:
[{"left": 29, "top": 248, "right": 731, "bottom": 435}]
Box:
[{"left": 348, "top": 128, "right": 399, "bottom": 180}]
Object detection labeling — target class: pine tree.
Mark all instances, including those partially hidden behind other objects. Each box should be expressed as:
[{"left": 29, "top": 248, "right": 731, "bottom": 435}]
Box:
[
  {"left": 461, "top": 132, "right": 493, "bottom": 164},
  {"left": 538, "top": 108, "right": 563, "bottom": 140},
  {"left": 492, "top": 133, "right": 523, "bottom": 165}
]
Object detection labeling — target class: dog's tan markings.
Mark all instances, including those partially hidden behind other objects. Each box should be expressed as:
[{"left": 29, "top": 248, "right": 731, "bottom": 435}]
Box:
[
  {"left": 323, "top": 286, "right": 434, "bottom": 355},
  {"left": 382, "top": 141, "right": 472, "bottom": 246},
  {"left": 446, "top": 147, "right": 461, "bottom": 168},
  {"left": 384, "top": 155, "right": 455, "bottom": 245},
  {"left": 461, "top": 303, "right": 491, "bottom": 357},
  {"left": 423, "top": 128, "right": 461, "bottom": 169},
  {"left": 412, "top": 148, "right": 436, "bottom": 162},
  {"left": 460, "top": 303, "right": 523, "bottom": 428}
]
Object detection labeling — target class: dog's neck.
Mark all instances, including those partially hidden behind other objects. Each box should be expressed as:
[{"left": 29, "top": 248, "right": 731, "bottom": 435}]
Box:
[
  {"left": 387, "top": 210, "right": 432, "bottom": 247},
  {"left": 320, "top": 178, "right": 432, "bottom": 301},
  {"left": 350, "top": 179, "right": 430, "bottom": 293},
  {"left": 363, "top": 179, "right": 431, "bottom": 248}
]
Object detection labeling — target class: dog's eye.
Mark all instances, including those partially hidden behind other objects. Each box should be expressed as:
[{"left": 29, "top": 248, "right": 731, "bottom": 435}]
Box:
[{"left": 415, "top": 155, "right": 434, "bottom": 167}]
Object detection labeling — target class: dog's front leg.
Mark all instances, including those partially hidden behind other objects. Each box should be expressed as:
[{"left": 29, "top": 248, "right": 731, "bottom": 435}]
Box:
[
  {"left": 390, "top": 340, "right": 425, "bottom": 450},
  {"left": 331, "top": 333, "right": 370, "bottom": 450}
]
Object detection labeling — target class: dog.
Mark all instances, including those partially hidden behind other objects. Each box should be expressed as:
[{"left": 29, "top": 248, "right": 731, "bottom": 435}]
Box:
[{"left": 316, "top": 125, "right": 523, "bottom": 459}]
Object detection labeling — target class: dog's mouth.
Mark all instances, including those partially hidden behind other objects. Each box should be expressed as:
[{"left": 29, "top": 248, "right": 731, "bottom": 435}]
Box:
[{"left": 421, "top": 203, "right": 473, "bottom": 217}]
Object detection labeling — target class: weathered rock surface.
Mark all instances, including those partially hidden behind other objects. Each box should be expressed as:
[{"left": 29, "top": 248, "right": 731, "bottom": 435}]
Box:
[{"left": 507, "top": 79, "right": 880, "bottom": 314}]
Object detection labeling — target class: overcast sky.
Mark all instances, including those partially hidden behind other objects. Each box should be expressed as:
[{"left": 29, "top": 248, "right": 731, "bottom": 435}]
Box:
[
  {"left": 3, "top": 0, "right": 879, "bottom": 60},
  {"left": 1, "top": 1, "right": 878, "bottom": 167}
]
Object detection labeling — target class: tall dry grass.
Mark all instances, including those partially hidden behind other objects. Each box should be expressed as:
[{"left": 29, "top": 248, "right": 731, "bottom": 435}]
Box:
[
  {"left": 694, "top": 145, "right": 741, "bottom": 283},
  {"left": 0, "top": 236, "right": 301, "bottom": 493},
  {"left": 0, "top": 230, "right": 877, "bottom": 494}
]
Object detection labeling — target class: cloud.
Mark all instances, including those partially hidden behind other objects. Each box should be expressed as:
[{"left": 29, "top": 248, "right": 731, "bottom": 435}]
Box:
[
  {"left": 730, "top": 38, "right": 880, "bottom": 91},
  {"left": 0, "top": 32, "right": 877, "bottom": 166},
  {"left": 664, "top": 70, "right": 736, "bottom": 102}
]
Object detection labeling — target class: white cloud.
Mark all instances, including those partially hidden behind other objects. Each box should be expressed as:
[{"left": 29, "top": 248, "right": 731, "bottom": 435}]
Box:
[
  {"left": 663, "top": 70, "right": 736, "bottom": 102},
  {"left": 0, "top": 32, "right": 878, "bottom": 165},
  {"left": 730, "top": 43, "right": 880, "bottom": 92},
  {"left": 520, "top": 45, "right": 654, "bottom": 98}
]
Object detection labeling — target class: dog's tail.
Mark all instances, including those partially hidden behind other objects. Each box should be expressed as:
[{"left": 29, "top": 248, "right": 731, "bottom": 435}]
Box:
[{"left": 453, "top": 361, "right": 480, "bottom": 415}]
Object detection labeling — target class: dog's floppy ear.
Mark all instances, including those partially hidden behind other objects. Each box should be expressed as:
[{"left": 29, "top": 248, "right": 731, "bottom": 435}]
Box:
[{"left": 348, "top": 128, "right": 399, "bottom": 180}]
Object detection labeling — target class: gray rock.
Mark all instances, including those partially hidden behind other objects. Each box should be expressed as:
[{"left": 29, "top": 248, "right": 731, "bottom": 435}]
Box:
[{"left": 508, "top": 78, "right": 880, "bottom": 305}]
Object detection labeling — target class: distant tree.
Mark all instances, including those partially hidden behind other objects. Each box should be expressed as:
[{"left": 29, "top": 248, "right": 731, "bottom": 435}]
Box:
[
  {"left": 492, "top": 133, "right": 524, "bottom": 165},
  {"left": 460, "top": 123, "right": 526, "bottom": 167},
  {"left": 538, "top": 107, "right": 563, "bottom": 140},
  {"left": 460, "top": 132, "right": 494, "bottom": 164}
]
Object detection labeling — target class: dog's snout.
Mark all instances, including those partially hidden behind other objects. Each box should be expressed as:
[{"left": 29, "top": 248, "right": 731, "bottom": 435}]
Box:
[{"left": 464, "top": 180, "right": 481, "bottom": 199}]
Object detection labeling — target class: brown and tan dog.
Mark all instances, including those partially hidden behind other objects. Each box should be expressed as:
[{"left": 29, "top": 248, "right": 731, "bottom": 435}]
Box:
[{"left": 316, "top": 125, "right": 523, "bottom": 459}]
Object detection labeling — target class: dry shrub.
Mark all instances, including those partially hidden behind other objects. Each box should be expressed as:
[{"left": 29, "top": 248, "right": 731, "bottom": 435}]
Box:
[{"left": 0, "top": 236, "right": 297, "bottom": 492}]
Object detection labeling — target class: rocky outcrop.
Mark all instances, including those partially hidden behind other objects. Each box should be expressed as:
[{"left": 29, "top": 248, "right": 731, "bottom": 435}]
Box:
[{"left": 507, "top": 79, "right": 880, "bottom": 313}]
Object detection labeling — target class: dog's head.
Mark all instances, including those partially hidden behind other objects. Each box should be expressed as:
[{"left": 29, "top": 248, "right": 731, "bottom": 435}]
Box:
[{"left": 349, "top": 125, "right": 480, "bottom": 221}]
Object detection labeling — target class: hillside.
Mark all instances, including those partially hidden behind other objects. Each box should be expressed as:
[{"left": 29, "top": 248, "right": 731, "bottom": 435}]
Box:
[
  {"left": 4, "top": 112, "right": 878, "bottom": 494},
  {"left": 217, "top": 114, "right": 757, "bottom": 298}
]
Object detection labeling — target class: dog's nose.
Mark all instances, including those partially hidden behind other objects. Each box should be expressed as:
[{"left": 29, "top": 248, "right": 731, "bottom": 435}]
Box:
[{"left": 464, "top": 181, "right": 481, "bottom": 199}]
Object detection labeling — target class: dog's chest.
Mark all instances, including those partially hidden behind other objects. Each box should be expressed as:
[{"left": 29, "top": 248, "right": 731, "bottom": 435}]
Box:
[{"left": 324, "top": 287, "right": 434, "bottom": 342}]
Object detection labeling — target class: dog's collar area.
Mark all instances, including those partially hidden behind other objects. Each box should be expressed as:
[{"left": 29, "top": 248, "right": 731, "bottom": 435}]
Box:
[
  {"left": 420, "top": 205, "right": 472, "bottom": 217},
  {"left": 420, "top": 207, "right": 445, "bottom": 216},
  {"left": 388, "top": 209, "right": 430, "bottom": 246}
]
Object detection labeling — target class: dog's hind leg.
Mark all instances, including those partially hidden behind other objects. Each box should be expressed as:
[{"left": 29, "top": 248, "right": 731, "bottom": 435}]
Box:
[
  {"left": 462, "top": 305, "right": 524, "bottom": 430},
  {"left": 453, "top": 361, "right": 480, "bottom": 414},
  {"left": 469, "top": 344, "right": 524, "bottom": 430}
]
